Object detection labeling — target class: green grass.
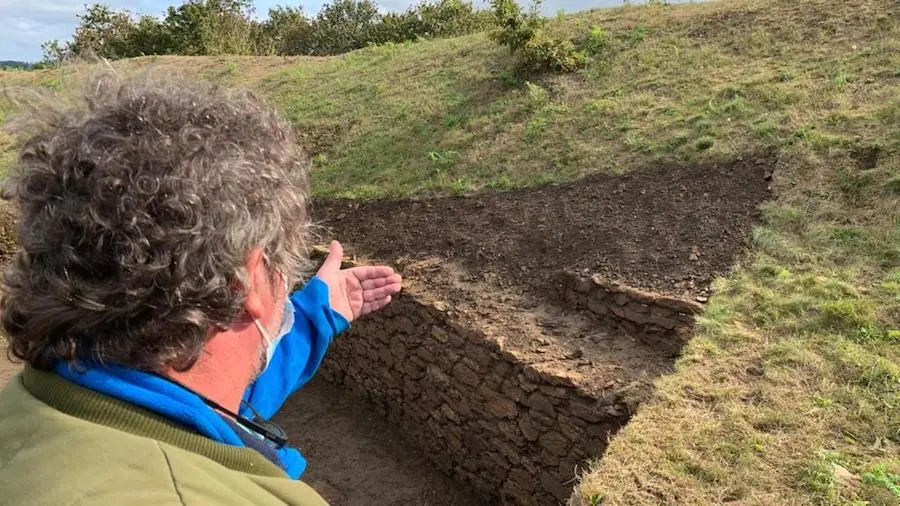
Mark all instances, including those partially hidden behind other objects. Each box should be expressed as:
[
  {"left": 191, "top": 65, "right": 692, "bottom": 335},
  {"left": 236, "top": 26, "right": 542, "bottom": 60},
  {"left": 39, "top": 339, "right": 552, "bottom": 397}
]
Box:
[{"left": 1, "top": 0, "right": 898, "bottom": 504}]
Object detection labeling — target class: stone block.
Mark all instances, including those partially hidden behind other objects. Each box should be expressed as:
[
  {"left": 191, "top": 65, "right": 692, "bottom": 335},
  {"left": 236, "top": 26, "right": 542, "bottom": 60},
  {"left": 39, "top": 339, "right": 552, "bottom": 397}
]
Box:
[
  {"left": 568, "top": 399, "right": 605, "bottom": 423},
  {"left": 648, "top": 307, "right": 678, "bottom": 330},
  {"left": 485, "top": 396, "right": 518, "bottom": 420},
  {"left": 394, "top": 315, "right": 416, "bottom": 335},
  {"left": 529, "top": 408, "right": 556, "bottom": 428},
  {"left": 440, "top": 403, "right": 461, "bottom": 424},
  {"left": 518, "top": 414, "right": 540, "bottom": 441},
  {"left": 459, "top": 356, "right": 484, "bottom": 374},
  {"left": 493, "top": 434, "right": 523, "bottom": 464},
  {"left": 466, "top": 343, "right": 493, "bottom": 370},
  {"left": 457, "top": 397, "right": 473, "bottom": 419},
  {"left": 623, "top": 301, "right": 651, "bottom": 324},
  {"left": 389, "top": 339, "right": 406, "bottom": 359},
  {"left": 539, "top": 384, "right": 571, "bottom": 399},
  {"left": 445, "top": 332, "right": 464, "bottom": 347},
  {"left": 525, "top": 392, "right": 555, "bottom": 415},
  {"left": 431, "top": 326, "right": 449, "bottom": 343},
  {"left": 483, "top": 372, "right": 504, "bottom": 390},
  {"left": 493, "top": 359, "right": 512, "bottom": 378},
  {"left": 486, "top": 450, "right": 511, "bottom": 471},
  {"left": 425, "top": 364, "right": 451, "bottom": 388},
  {"left": 540, "top": 469, "right": 571, "bottom": 502},
  {"left": 613, "top": 293, "right": 631, "bottom": 306},
  {"left": 557, "top": 414, "right": 586, "bottom": 441},
  {"left": 586, "top": 295, "right": 609, "bottom": 316},
  {"left": 415, "top": 346, "right": 435, "bottom": 363},
  {"left": 538, "top": 430, "right": 569, "bottom": 457},
  {"left": 377, "top": 346, "right": 394, "bottom": 367},
  {"left": 538, "top": 449, "right": 561, "bottom": 467},
  {"left": 451, "top": 362, "right": 481, "bottom": 388},
  {"left": 501, "top": 378, "right": 526, "bottom": 403},
  {"left": 558, "top": 457, "right": 582, "bottom": 482},
  {"left": 517, "top": 374, "right": 539, "bottom": 393},
  {"left": 505, "top": 468, "right": 536, "bottom": 494},
  {"left": 571, "top": 275, "right": 595, "bottom": 294}
]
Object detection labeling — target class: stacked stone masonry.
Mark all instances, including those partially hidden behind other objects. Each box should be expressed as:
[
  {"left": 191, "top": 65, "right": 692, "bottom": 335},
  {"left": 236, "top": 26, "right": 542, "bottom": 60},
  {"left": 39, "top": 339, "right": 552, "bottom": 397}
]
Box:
[
  {"left": 321, "top": 295, "right": 634, "bottom": 505},
  {"left": 559, "top": 272, "right": 704, "bottom": 357}
]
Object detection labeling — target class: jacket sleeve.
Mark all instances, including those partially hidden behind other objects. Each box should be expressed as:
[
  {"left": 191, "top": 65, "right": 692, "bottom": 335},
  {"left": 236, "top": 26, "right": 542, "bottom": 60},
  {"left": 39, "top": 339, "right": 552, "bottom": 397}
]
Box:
[{"left": 240, "top": 277, "right": 350, "bottom": 420}]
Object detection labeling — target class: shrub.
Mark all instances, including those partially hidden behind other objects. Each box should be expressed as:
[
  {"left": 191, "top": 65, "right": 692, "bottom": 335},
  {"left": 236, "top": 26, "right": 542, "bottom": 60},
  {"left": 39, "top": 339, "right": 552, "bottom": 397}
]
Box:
[
  {"left": 374, "top": 0, "right": 490, "bottom": 45},
  {"left": 309, "top": 0, "right": 381, "bottom": 55},
  {"left": 489, "top": 0, "right": 586, "bottom": 73}
]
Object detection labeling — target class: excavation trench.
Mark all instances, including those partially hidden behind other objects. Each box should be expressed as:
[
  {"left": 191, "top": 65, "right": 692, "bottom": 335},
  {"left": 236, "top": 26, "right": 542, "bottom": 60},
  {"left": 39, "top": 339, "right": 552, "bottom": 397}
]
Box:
[
  {"left": 0, "top": 157, "right": 772, "bottom": 505},
  {"left": 270, "top": 157, "right": 775, "bottom": 504},
  {"left": 280, "top": 264, "right": 701, "bottom": 505}
]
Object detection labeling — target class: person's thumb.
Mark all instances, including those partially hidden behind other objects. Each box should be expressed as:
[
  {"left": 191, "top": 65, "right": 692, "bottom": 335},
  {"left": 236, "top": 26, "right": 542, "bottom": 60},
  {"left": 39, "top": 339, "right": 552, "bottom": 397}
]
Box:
[{"left": 318, "top": 240, "right": 344, "bottom": 274}]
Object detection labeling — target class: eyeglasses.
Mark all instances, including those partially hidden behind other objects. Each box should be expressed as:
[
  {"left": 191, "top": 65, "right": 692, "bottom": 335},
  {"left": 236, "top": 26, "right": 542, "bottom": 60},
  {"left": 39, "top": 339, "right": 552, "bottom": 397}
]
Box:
[{"left": 148, "top": 372, "right": 289, "bottom": 449}]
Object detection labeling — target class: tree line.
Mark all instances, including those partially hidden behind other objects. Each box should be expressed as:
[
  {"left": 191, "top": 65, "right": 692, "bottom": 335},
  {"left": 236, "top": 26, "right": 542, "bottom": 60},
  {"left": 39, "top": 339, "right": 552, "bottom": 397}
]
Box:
[{"left": 42, "top": 0, "right": 492, "bottom": 62}]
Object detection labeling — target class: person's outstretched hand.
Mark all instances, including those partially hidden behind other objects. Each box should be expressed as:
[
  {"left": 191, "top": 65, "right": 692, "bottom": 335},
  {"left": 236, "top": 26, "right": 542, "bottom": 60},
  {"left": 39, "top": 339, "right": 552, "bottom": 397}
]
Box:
[{"left": 315, "top": 240, "right": 402, "bottom": 322}]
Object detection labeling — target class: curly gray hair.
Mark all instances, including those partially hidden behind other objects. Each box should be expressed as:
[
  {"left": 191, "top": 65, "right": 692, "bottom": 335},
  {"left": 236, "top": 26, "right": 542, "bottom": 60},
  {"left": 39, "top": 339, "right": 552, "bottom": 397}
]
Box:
[{"left": 1, "top": 71, "right": 311, "bottom": 372}]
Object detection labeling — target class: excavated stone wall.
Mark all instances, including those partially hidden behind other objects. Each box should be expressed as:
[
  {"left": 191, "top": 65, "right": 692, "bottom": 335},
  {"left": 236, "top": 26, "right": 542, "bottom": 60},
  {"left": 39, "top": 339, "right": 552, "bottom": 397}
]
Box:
[
  {"left": 558, "top": 272, "right": 705, "bottom": 357},
  {"left": 320, "top": 291, "right": 646, "bottom": 505}
]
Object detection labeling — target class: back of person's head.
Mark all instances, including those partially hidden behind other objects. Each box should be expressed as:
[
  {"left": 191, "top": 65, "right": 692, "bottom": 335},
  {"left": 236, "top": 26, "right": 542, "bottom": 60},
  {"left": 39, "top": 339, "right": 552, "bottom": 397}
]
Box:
[{"left": 1, "top": 68, "right": 311, "bottom": 372}]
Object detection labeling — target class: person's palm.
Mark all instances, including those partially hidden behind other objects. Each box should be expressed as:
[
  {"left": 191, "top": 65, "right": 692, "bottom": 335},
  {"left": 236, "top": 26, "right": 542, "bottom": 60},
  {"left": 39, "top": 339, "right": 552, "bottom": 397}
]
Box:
[{"left": 315, "top": 241, "right": 402, "bottom": 322}]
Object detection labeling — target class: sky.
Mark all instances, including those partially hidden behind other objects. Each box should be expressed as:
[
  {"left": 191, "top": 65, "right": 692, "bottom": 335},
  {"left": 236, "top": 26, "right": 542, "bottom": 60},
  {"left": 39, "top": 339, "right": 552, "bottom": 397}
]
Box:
[{"left": 0, "top": 0, "right": 645, "bottom": 62}]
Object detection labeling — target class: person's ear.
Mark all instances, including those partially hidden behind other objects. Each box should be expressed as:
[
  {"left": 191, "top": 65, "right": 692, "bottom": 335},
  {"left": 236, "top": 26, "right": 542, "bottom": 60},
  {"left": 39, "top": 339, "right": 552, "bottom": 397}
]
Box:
[{"left": 244, "top": 247, "right": 267, "bottom": 321}]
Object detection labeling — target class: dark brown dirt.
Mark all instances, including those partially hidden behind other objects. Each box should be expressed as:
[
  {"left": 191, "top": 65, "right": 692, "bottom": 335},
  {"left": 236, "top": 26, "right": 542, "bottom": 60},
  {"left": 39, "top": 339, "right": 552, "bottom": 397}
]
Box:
[
  {"left": 313, "top": 158, "right": 772, "bottom": 303},
  {"left": 274, "top": 378, "right": 487, "bottom": 506}
]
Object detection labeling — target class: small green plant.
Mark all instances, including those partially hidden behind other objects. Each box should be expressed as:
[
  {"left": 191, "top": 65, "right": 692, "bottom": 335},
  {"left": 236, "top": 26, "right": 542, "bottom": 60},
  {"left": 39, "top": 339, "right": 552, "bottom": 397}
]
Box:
[
  {"left": 696, "top": 136, "right": 715, "bottom": 151},
  {"left": 524, "top": 116, "right": 548, "bottom": 141},
  {"left": 587, "top": 493, "right": 604, "bottom": 506},
  {"left": 862, "top": 464, "right": 900, "bottom": 499},
  {"left": 498, "top": 69, "right": 520, "bottom": 87},
  {"left": 426, "top": 149, "right": 460, "bottom": 171},
  {"left": 584, "top": 25, "right": 610, "bottom": 55},
  {"left": 524, "top": 81, "right": 549, "bottom": 110},
  {"left": 833, "top": 71, "right": 852, "bottom": 90},
  {"left": 800, "top": 451, "right": 845, "bottom": 502}
]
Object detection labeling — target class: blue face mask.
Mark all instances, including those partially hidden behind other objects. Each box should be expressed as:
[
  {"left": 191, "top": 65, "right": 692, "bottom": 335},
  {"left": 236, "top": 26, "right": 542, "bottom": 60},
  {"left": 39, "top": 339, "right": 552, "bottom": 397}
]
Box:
[{"left": 253, "top": 276, "right": 294, "bottom": 371}]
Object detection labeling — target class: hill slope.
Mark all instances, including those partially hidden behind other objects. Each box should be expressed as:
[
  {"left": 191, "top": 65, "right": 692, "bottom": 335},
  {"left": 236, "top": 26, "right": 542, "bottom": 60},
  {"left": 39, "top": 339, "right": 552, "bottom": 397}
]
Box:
[{"left": 1, "top": 0, "right": 898, "bottom": 504}]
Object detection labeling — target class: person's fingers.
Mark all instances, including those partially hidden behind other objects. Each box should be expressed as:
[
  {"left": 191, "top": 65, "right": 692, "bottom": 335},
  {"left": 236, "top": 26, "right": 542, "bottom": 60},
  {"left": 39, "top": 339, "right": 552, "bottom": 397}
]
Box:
[
  {"left": 361, "top": 295, "right": 391, "bottom": 316},
  {"left": 317, "top": 240, "right": 344, "bottom": 274},
  {"left": 360, "top": 273, "right": 403, "bottom": 290},
  {"left": 347, "top": 265, "right": 396, "bottom": 281},
  {"left": 362, "top": 283, "right": 401, "bottom": 301}
]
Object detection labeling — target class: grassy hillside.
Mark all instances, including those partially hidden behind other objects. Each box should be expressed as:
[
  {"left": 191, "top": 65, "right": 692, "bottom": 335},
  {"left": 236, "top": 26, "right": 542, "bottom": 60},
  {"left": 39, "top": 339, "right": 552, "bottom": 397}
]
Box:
[{"left": 1, "top": 0, "right": 899, "bottom": 504}]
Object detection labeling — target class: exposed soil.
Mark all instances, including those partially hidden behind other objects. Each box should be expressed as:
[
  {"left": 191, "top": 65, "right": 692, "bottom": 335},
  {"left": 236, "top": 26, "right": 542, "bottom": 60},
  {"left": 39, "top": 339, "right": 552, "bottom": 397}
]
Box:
[
  {"left": 314, "top": 157, "right": 772, "bottom": 302},
  {"left": 274, "top": 378, "right": 487, "bottom": 506}
]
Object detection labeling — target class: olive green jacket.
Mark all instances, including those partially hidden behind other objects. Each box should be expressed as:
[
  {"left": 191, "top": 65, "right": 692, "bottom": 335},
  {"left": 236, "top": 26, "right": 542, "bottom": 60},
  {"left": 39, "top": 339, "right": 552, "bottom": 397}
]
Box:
[{"left": 0, "top": 366, "right": 328, "bottom": 505}]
